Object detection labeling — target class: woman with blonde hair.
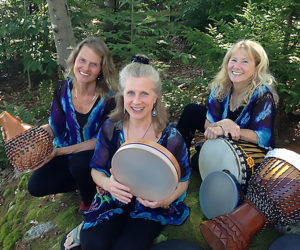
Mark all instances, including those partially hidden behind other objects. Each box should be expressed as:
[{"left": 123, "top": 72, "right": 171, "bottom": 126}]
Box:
[
  {"left": 26, "top": 36, "right": 117, "bottom": 213},
  {"left": 177, "top": 39, "right": 278, "bottom": 168}
]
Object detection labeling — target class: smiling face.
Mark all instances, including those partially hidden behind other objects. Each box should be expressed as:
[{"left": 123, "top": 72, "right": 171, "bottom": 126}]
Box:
[
  {"left": 227, "top": 48, "right": 256, "bottom": 89},
  {"left": 74, "top": 45, "right": 102, "bottom": 85},
  {"left": 123, "top": 77, "right": 157, "bottom": 122}
]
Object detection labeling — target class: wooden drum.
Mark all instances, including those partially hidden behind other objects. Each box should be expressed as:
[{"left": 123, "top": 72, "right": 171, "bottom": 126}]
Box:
[
  {"left": 111, "top": 139, "right": 181, "bottom": 201},
  {"left": 200, "top": 148, "right": 300, "bottom": 250}
]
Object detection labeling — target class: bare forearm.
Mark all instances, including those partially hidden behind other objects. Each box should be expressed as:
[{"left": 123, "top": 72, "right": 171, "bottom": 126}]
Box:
[
  {"left": 56, "top": 138, "right": 97, "bottom": 156},
  {"left": 240, "top": 129, "right": 258, "bottom": 144},
  {"left": 91, "top": 169, "right": 110, "bottom": 191},
  {"left": 166, "top": 180, "right": 189, "bottom": 204}
]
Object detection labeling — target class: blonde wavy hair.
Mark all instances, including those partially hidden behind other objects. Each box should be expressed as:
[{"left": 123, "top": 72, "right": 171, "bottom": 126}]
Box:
[
  {"left": 210, "top": 39, "right": 278, "bottom": 106},
  {"left": 66, "top": 36, "right": 117, "bottom": 96},
  {"left": 109, "top": 60, "right": 168, "bottom": 135}
]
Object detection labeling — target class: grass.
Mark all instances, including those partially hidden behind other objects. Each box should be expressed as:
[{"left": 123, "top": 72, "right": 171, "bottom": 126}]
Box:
[{"left": 0, "top": 166, "right": 282, "bottom": 249}]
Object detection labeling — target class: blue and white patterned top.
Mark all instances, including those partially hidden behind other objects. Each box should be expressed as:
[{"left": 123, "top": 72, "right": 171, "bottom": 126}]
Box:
[
  {"left": 206, "top": 84, "right": 276, "bottom": 149},
  {"left": 49, "top": 78, "right": 115, "bottom": 147},
  {"left": 83, "top": 118, "right": 191, "bottom": 229}
]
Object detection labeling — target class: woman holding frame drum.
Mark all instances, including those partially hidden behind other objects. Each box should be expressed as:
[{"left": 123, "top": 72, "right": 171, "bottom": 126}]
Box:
[
  {"left": 62, "top": 56, "right": 191, "bottom": 250},
  {"left": 176, "top": 39, "right": 278, "bottom": 167}
]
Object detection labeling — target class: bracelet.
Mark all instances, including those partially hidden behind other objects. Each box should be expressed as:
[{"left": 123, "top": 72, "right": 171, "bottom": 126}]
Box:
[{"left": 219, "top": 125, "right": 226, "bottom": 135}]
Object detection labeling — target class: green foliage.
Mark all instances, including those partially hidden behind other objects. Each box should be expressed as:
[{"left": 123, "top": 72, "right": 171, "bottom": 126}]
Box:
[
  {"left": 181, "top": 0, "right": 300, "bottom": 113},
  {"left": 2, "top": 187, "right": 13, "bottom": 200},
  {"left": 3, "top": 228, "right": 22, "bottom": 250},
  {"left": 162, "top": 77, "right": 209, "bottom": 121},
  {"left": 0, "top": 0, "right": 58, "bottom": 82},
  {"left": 68, "top": 0, "right": 174, "bottom": 60}
]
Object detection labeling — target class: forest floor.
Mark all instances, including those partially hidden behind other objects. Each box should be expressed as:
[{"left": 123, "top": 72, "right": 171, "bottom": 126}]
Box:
[{"left": 0, "top": 60, "right": 299, "bottom": 249}]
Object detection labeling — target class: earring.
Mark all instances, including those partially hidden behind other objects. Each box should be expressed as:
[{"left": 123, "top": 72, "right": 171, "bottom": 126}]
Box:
[
  {"left": 97, "top": 71, "right": 103, "bottom": 80},
  {"left": 152, "top": 107, "right": 157, "bottom": 117},
  {"left": 123, "top": 105, "right": 126, "bottom": 114}
]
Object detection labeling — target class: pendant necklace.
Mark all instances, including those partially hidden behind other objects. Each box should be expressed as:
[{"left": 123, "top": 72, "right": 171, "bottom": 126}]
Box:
[
  {"left": 127, "top": 121, "right": 152, "bottom": 140},
  {"left": 75, "top": 87, "right": 97, "bottom": 102}
]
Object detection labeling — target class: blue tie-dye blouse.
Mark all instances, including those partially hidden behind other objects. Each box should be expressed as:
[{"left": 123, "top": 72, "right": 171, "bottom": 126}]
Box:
[
  {"left": 49, "top": 78, "right": 115, "bottom": 147},
  {"left": 206, "top": 84, "right": 276, "bottom": 149},
  {"left": 83, "top": 118, "right": 191, "bottom": 229}
]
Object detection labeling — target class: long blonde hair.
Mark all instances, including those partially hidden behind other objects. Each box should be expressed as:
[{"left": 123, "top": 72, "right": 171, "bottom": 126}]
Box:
[
  {"left": 109, "top": 60, "right": 168, "bottom": 134},
  {"left": 210, "top": 39, "right": 278, "bottom": 106},
  {"left": 66, "top": 36, "right": 117, "bottom": 95}
]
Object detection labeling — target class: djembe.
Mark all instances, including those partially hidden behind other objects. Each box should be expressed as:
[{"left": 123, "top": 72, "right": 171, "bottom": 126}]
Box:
[
  {"left": 200, "top": 148, "right": 300, "bottom": 250},
  {"left": 0, "top": 111, "right": 54, "bottom": 172},
  {"left": 198, "top": 138, "right": 266, "bottom": 219}
]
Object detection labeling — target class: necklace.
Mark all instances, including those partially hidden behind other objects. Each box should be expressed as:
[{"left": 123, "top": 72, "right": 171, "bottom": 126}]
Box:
[
  {"left": 127, "top": 121, "right": 152, "bottom": 140},
  {"left": 75, "top": 88, "right": 97, "bottom": 102}
]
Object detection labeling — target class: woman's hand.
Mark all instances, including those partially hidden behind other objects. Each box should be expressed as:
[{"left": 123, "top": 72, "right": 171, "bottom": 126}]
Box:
[
  {"left": 109, "top": 173, "right": 133, "bottom": 204},
  {"left": 220, "top": 119, "right": 241, "bottom": 140},
  {"left": 40, "top": 148, "right": 59, "bottom": 166},
  {"left": 204, "top": 125, "right": 223, "bottom": 140},
  {"left": 136, "top": 197, "right": 171, "bottom": 209}
]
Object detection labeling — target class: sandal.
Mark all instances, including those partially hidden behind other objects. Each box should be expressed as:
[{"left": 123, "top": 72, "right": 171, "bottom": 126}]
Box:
[{"left": 61, "top": 222, "right": 83, "bottom": 250}]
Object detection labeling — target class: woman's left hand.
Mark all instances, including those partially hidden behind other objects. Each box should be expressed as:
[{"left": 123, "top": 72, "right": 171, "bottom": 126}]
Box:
[
  {"left": 136, "top": 197, "right": 170, "bottom": 209},
  {"left": 220, "top": 119, "right": 241, "bottom": 140}
]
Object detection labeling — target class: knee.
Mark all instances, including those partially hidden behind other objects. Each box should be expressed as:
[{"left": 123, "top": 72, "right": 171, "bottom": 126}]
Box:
[{"left": 27, "top": 176, "right": 43, "bottom": 197}]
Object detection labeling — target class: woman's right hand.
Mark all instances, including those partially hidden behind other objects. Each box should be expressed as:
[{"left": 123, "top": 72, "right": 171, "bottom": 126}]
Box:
[{"left": 109, "top": 173, "right": 133, "bottom": 204}]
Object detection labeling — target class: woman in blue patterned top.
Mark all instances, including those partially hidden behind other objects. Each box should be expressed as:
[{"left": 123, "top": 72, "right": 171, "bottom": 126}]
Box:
[
  {"left": 63, "top": 56, "right": 190, "bottom": 250},
  {"left": 177, "top": 40, "right": 278, "bottom": 168},
  {"left": 27, "top": 36, "right": 117, "bottom": 213}
]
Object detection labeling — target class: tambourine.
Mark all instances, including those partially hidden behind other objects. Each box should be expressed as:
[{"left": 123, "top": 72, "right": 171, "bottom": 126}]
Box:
[{"left": 111, "top": 139, "right": 181, "bottom": 201}]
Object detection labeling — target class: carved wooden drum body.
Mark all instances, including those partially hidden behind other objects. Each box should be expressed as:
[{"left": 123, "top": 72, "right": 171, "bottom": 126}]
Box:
[
  {"left": 112, "top": 139, "right": 181, "bottom": 201},
  {"left": 200, "top": 148, "right": 300, "bottom": 250}
]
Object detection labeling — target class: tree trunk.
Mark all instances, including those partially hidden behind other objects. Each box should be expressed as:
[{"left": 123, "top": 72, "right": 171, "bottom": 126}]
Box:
[{"left": 46, "top": 0, "right": 75, "bottom": 76}]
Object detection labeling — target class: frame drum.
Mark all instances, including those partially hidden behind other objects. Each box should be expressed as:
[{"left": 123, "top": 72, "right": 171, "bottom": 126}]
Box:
[
  {"left": 112, "top": 139, "right": 181, "bottom": 201},
  {"left": 199, "top": 171, "right": 241, "bottom": 219}
]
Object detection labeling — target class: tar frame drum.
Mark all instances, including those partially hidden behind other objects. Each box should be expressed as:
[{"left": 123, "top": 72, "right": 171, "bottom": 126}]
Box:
[
  {"left": 200, "top": 148, "right": 300, "bottom": 250},
  {"left": 111, "top": 138, "right": 181, "bottom": 201},
  {"left": 199, "top": 171, "right": 242, "bottom": 219}
]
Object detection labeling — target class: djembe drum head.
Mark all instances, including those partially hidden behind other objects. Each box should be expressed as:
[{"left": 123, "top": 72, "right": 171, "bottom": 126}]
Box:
[
  {"left": 112, "top": 139, "right": 181, "bottom": 201},
  {"left": 199, "top": 137, "right": 266, "bottom": 189}
]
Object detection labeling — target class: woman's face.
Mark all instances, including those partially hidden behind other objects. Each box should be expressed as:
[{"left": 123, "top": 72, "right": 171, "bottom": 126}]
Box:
[
  {"left": 227, "top": 48, "right": 256, "bottom": 88},
  {"left": 123, "top": 77, "right": 157, "bottom": 122},
  {"left": 74, "top": 45, "right": 102, "bottom": 85}
]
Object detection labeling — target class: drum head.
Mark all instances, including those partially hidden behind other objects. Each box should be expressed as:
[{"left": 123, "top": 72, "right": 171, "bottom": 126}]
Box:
[
  {"left": 199, "top": 138, "right": 242, "bottom": 183},
  {"left": 112, "top": 140, "right": 179, "bottom": 201},
  {"left": 199, "top": 171, "right": 240, "bottom": 219}
]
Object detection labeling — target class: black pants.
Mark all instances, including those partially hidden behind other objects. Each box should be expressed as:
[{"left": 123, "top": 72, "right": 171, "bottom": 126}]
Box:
[
  {"left": 28, "top": 150, "right": 96, "bottom": 206},
  {"left": 80, "top": 201, "right": 164, "bottom": 250},
  {"left": 176, "top": 103, "right": 207, "bottom": 151}
]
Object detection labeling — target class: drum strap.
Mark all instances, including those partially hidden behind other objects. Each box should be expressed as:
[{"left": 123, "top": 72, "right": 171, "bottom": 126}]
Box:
[{"left": 238, "top": 146, "right": 255, "bottom": 173}]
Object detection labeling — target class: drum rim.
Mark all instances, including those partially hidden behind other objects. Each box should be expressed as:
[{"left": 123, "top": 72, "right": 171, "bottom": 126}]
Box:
[
  {"left": 266, "top": 148, "right": 300, "bottom": 170},
  {"left": 120, "top": 139, "right": 181, "bottom": 179},
  {"left": 199, "top": 137, "right": 245, "bottom": 184},
  {"left": 199, "top": 171, "right": 240, "bottom": 219},
  {"left": 111, "top": 139, "right": 181, "bottom": 201}
]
